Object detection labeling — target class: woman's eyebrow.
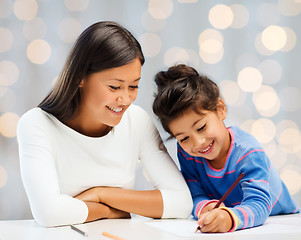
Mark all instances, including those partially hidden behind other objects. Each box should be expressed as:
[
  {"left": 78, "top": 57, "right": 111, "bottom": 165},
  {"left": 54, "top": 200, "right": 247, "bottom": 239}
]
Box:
[{"left": 107, "top": 77, "right": 141, "bottom": 83}]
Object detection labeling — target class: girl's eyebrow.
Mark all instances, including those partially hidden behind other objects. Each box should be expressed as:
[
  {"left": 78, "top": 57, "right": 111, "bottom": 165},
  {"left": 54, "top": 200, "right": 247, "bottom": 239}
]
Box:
[{"left": 174, "top": 119, "right": 203, "bottom": 137}]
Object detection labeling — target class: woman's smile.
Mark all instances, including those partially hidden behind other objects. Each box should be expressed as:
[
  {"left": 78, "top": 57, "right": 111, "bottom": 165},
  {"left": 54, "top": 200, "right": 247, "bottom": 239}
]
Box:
[{"left": 106, "top": 105, "right": 125, "bottom": 114}]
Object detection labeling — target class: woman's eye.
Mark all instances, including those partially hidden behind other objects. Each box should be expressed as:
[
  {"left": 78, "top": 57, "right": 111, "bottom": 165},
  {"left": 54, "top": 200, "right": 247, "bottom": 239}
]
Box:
[
  {"left": 129, "top": 85, "right": 139, "bottom": 89},
  {"left": 110, "top": 86, "right": 120, "bottom": 90},
  {"left": 180, "top": 136, "right": 189, "bottom": 143},
  {"left": 197, "top": 124, "right": 206, "bottom": 132}
]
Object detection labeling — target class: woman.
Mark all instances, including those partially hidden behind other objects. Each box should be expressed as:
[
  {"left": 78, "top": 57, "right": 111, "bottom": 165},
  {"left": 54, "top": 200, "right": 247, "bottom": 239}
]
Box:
[{"left": 17, "top": 21, "right": 192, "bottom": 227}]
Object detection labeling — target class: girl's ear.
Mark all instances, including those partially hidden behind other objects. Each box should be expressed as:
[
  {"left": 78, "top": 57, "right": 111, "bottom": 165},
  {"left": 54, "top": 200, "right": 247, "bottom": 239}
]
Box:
[{"left": 217, "top": 98, "right": 227, "bottom": 120}]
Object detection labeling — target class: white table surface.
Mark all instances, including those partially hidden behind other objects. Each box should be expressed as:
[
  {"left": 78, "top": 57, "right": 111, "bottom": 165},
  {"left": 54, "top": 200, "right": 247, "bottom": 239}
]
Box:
[{"left": 0, "top": 214, "right": 300, "bottom": 240}]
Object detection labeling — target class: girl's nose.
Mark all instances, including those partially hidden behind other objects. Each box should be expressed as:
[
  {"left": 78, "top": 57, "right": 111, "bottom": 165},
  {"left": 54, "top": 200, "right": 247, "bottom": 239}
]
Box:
[{"left": 191, "top": 134, "right": 206, "bottom": 152}]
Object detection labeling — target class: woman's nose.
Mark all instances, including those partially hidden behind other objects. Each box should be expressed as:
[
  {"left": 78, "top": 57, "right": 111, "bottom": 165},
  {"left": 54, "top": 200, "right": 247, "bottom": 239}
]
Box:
[{"left": 117, "top": 90, "right": 132, "bottom": 105}]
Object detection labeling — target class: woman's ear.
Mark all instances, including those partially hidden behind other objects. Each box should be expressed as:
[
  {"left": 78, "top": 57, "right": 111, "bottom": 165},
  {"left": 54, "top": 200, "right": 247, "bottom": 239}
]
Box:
[
  {"left": 217, "top": 98, "right": 227, "bottom": 120},
  {"left": 79, "top": 79, "right": 84, "bottom": 87}
]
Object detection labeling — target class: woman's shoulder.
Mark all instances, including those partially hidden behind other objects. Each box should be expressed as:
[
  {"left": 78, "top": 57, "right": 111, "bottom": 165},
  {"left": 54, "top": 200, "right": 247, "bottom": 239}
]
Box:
[
  {"left": 124, "top": 104, "right": 151, "bottom": 121},
  {"left": 18, "top": 107, "right": 55, "bottom": 130}
]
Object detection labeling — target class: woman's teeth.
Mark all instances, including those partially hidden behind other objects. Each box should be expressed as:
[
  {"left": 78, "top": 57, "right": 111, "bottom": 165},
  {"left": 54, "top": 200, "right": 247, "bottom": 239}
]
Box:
[{"left": 107, "top": 106, "right": 123, "bottom": 113}]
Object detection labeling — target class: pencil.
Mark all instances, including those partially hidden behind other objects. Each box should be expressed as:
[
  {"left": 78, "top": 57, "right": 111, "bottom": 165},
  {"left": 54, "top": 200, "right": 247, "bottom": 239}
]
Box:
[
  {"left": 195, "top": 172, "right": 245, "bottom": 233},
  {"left": 70, "top": 224, "right": 88, "bottom": 237},
  {"left": 102, "top": 231, "right": 126, "bottom": 240}
]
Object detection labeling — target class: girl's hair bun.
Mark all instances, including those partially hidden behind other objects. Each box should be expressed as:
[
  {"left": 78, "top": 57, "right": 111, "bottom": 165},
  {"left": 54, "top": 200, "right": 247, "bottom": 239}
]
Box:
[{"left": 154, "top": 64, "right": 199, "bottom": 90}]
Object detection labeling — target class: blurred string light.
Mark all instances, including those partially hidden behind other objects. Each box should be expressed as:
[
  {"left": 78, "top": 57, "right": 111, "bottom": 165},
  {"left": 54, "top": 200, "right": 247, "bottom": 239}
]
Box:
[
  {"left": 261, "top": 25, "right": 287, "bottom": 51},
  {"left": 198, "top": 29, "right": 224, "bottom": 64},
  {"left": 280, "top": 27, "right": 297, "bottom": 52},
  {"left": 0, "top": 61, "right": 19, "bottom": 87},
  {"left": 252, "top": 85, "right": 280, "bottom": 117},
  {"left": 139, "top": 33, "right": 162, "bottom": 58},
  {"left": 229, "top": 4, "right": 249, "bottom": 29},
  {"left": 0, "top": 28, "right": 14, "bottom": 52},
  {"left": 148, "top": 0, "right": 173, "bottom": 20},
  {"left": 26, "top": 39, "right": 51, "bottom": 64},
  {"left": 278, "top": 0, "right": 301, "bottom": 16},
  {"left": 164, "top": 47, "right": 200, "bottom": 69},
  {"left": 262, "top": 140, "right": 287, "bottom": 169},
  {"left": 0, "top": 112, "right": 19, "bottom": 138},
  {"left": 251, "top": 118, "right": 276, "bottom": 144},
  {"left": 281, "top": 168, "right": 301, "bottom": 195},
  {"left": 219, "top": 80, "right": 246, "bottom": 107},
  {"left": 178, "top": 0, "right": 198, "bottom": 3},
  {"left": 58, "top": 18, "right": 82, "bottom": 43},
  {"left": 209, "top": 4, "right": 233, "bottom": 29},
  {"left": 257, "top": 25, "right": 296, "bottom": 55},
  {"left": 13, "top": 0, "right": 38, "bottom": 21},
  {"left": 64, "top": 0, "right": 89, "bottom": 12},
  {"left": 276, "top": 120, "right": 301, "bottom": 154},
  {"left": 237, "top": 67, "right": 262, "bottom": 92}
]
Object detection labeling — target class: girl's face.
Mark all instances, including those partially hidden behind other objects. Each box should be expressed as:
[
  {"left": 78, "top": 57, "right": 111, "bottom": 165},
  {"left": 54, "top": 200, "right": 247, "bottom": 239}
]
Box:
[
  {"left": 74, "top": 58, "right": 141, "bottom": 135},
  {"left": 168, "top": 100, "right": 230, "bottom": 169}
]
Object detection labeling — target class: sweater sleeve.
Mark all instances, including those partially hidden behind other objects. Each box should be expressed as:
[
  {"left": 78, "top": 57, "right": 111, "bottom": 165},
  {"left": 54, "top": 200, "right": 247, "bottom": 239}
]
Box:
[
  {"left": 136, "top": 108, "right": 193, "bottom": 218},
  {"left": 177, "top": 145, "right": 215, "bottom": 219},
  {"left": 17, "top": 109, "right": 88, "bottom": 227},
  {"left": 226, "top": 151, "right": 272, "bottom": 231}
]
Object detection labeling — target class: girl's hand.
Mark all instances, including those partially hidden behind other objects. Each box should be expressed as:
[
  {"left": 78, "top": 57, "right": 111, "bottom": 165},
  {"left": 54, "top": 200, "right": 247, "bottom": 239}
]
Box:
[
  {"left": 201, "top": 201, "right": 225, "bottom": 214},
  {"left": 198, "top": 208, "right": 232, "bottom": 233}
]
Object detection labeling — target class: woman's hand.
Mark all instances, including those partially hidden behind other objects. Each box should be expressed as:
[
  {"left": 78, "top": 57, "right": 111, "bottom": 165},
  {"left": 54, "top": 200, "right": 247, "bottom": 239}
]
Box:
[
  {"left": 74, "top": 187, "right": 103, "bottom": 203},
  {"left": 198, "top": 208, "right": 232, "bottom": 233},
  {"left": 83, "top": 201, "right": 131, "bottom": 222}
]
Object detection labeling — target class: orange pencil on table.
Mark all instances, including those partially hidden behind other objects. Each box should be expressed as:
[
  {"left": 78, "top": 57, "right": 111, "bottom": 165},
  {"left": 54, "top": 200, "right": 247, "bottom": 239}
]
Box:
[
  {"left": 102, "top": 231, "right": 126, "bottom": 240},
  {"left": 195, "top": 172, "right": 245, "bottom": 233}
]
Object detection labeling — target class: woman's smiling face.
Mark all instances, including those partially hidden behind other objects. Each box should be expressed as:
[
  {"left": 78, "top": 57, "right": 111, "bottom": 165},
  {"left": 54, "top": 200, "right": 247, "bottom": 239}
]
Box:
[{"left": 72, "top": 58, "right": 141, "bottom": 135}]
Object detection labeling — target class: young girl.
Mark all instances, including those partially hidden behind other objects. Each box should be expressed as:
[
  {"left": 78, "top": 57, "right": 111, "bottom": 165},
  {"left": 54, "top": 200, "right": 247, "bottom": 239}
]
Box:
[
  {"left": 152, "top": 64, "right": 299, "bottom": 233},
  {"left": 17, "top": 22, "right": 192, "bottom": 227}
]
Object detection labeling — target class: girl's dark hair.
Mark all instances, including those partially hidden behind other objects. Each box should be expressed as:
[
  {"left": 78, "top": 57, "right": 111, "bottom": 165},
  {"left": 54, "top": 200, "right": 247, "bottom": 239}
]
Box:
[
  {"left": 152, "top": 64, "right": 220, "bottom": 137},
  {"left": 38, "top": 21, "right": 144, "bottom": 121}
]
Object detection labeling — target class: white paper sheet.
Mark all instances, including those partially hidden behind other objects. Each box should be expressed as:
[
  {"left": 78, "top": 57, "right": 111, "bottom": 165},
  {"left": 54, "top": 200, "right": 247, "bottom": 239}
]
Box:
[{"left": 145, "top": 215, "right": 301, "bottom": 237}]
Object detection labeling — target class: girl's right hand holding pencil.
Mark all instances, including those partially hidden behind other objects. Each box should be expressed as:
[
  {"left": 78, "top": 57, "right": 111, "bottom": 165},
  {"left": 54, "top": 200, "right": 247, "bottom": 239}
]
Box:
[
  {"left": 198, "top": 208, "right": 232, "bottom": 233},
  {"left": 197, "top": 202, "right": 233, "bottom": 233}
]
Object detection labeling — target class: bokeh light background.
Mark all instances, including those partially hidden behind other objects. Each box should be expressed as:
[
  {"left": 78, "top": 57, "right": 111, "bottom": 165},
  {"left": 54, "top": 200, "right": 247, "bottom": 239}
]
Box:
[{"left": 1, "top": 0, "right": 301, "bottom": 220}]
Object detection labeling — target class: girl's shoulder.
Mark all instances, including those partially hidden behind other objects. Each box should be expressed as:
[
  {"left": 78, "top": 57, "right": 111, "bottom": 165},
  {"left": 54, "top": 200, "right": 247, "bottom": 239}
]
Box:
[{"left": 230, "top": 126, "right": 262, "bottom": 150}]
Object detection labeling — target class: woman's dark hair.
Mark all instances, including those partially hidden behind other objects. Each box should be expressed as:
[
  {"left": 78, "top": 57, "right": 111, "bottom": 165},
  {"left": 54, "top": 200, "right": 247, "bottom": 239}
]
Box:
[
  {"left": 152, "top": 64, "right": 220, "bottom": 137},
  {"left": 38, "top": 21, "right": 144, "bottom": 121}
]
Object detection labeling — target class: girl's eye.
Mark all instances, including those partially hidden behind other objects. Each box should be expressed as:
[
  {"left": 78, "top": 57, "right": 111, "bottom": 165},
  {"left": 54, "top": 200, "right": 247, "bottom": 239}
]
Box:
[
  {"left": 180, "top": 136, "right": 189, "bottom": 143},
  {"left": 197, "top": 124, "right": 206, "bottom": 132},
  {"left": 129, "top": 85, "right": 139, "bottom": 89},
  {"left": 109, "top": 86, "right": 120, "bottom": 90}
]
